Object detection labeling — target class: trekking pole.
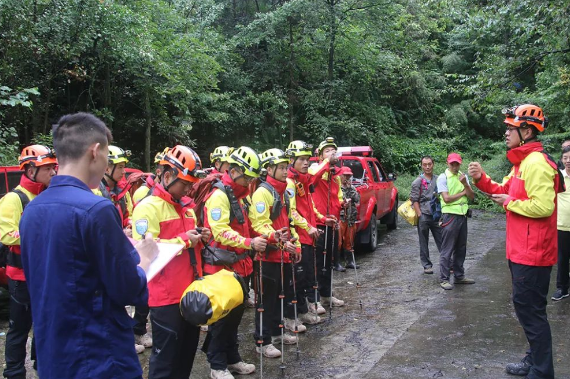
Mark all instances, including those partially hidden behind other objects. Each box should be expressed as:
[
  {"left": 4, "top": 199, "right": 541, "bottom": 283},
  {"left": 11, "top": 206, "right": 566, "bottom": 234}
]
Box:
[
  {"left": 290, "top": 244, "right": 301, "bottom": 360},
  {"left": 279, "top": 242, "right": 286, "bottom": 374},
  {"left": 323, "top": 170, "right": 332, "bottom": 274},
  {"left": 349, "top": 221, "right": 363, "bottom": 310},
  {"left": 256, "top": 256, "right": 264, "bottom": 379},
  {"left": 329, "top": 220, "right": 336, "bottom": 321},
  {"left": 312, "top": 237, "right": 320, "bottom": 324}
]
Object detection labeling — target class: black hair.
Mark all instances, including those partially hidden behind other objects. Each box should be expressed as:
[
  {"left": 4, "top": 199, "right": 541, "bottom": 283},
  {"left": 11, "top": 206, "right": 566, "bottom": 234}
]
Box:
[
  {"left": 53, "top": 113, "right": 112, "bottom": 164},
  {"left": 562, "top": 146, "right": 570, "bottom": 155},
  {"left": 420, "top": 155, "right": 434, "bottom": 164}
]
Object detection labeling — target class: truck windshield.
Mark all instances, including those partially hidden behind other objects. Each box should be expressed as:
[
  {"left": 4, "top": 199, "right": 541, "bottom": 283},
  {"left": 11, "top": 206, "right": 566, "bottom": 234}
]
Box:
[{"left": 342, "top": 159, "right": 364, "bottom": 179}]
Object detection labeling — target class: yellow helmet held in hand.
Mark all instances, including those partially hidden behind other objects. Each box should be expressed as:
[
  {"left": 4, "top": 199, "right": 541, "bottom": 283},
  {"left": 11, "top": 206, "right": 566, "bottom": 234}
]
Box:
[
  {"left": 227, "top": 146, "right": 261, "bottom": 178},
  {"left": 260, "top": 148, "right": 289, "bottom": 168},
  {"left": 285, "top": 140, "right": 313, "bottom": 157},
  {"left": 108, "top": 145, "right": 130, "bottom": 165}
]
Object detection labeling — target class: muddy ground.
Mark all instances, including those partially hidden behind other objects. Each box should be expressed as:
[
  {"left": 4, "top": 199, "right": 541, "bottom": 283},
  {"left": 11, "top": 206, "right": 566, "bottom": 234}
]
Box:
[{"left": 2, "top": 210, "right": 570, "bottom": 378}]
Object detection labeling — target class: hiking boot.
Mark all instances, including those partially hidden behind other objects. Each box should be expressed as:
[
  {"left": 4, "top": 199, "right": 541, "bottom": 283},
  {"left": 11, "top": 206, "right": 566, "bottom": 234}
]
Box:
[
  {"left": 551, "top": 288, "right": 569, "bottom": 301},
  {"left": 284, "top": 318, "right": 307, "bottom": 333},
  {"left": 440, "top": 281, "right": 453, "bottom": 290},
  {"left": 135, "top": 343, "right": 145, "bottom": 354},
  {"left": 227, "top": 361, "right": 256, "bottom": 375},
  {"left": 272, "top": 333, "right": 298, "bottom": 345},
  {"left": 135, "top": 333, "right": 152, "bottom": 348},
  {"left": 210, "top": 369, "right": 235, "bottom": 379},
  {"left": 505, "top": 355, "right": 532, "bottom": 376},
  {"left": 423, "top": 267, "right": 434, "bottom": 274},
  {"left": 256, "top": 344, "right": 282, "bottom": 358},
  {"left": 334, "top": 263, "right": 346, "bottom": 272},
  {"left": 321, "top": 296, "right": 345, "bottom": 307},
  {"left": 346, "top": 261, "right": 360, "bottom": 269},
  {"left": 454, "top": 277, "right": 475, "bottom": 284},
  {"left": 308, "top": 302, "right": 326, "bottom": 315},
  {"left": 299, "top": 312, "right": 323, "bottom": 325}
]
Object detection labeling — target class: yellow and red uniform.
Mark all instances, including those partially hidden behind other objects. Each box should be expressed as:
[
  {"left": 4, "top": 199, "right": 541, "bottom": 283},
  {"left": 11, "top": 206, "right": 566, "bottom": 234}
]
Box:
[
  {"left": 132, "top": 183, "right": 201, "bottom": 307},
  {"left": 203, "top": 172, "right": 253, "bottom": 277},
  {"left": 250, "top": 176, "right": 301, "bottom": 262},
  {"left": 308, "top": 159, "right": 344, "bottom": 222},
  {"left": 0, "top": 175, "right": 45, "bottom": 281},
  {"left": 93, "top": 178, "right": 134, "bottom": 228}
]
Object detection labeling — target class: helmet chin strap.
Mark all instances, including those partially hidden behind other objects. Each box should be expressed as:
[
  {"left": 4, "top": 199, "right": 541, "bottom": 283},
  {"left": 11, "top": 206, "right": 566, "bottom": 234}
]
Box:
[
  {"left": 516, "top": 128, "right": 537, "bottom": 146},
  {"left": 105, "top": 164, "right": 118, "bottom": 185}
]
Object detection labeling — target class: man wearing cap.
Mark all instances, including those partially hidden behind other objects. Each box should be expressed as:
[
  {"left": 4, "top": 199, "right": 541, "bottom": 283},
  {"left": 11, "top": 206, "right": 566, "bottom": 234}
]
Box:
[{"left": 437, "top": 152, "right": 475, "bottom": 290}]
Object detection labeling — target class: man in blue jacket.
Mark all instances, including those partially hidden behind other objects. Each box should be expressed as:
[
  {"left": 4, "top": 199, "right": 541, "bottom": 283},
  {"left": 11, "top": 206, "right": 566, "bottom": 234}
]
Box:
[{"left": 19, "top": 112, "right": 158, "bottom": 379}]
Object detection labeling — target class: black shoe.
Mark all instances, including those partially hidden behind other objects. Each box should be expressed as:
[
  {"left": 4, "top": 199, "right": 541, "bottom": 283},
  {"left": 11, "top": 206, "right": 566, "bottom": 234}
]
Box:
[
  {"left": 346, "top": 262, "right": 360, "bottom": 269},
  {"left": 506, "top": 355, "right": 532, "bottom": 376},
  {"left": 334, "top": 263, "right": 346, "bottom": 272},
  {"left": 551, "top": 288, "right": 569, "bottom": 301}
]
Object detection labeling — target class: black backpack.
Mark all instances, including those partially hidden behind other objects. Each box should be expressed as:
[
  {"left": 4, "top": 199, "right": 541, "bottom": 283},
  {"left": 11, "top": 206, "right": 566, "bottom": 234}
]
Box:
[{"left": 0, "top": 189, "right": 30, "bottom": 268}]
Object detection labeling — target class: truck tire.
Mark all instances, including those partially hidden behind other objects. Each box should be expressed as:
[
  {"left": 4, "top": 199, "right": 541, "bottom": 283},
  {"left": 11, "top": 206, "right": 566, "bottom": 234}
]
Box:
[
  {"left": 386, "top": 198, "right": 398, "bottom": 230},
  {"left": 362, "top": 214, "right": 378, "bottom": 252}
]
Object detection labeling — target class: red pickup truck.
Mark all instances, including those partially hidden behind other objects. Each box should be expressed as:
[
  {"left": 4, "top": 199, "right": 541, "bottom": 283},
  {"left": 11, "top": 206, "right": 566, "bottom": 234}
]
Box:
[{"left": 336, "top": 146, "right": 398, "bottom": 252}]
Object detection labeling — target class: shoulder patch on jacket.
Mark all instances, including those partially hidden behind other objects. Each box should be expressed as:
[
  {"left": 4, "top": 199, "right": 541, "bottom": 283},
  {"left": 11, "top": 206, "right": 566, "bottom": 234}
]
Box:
[
  {"left": 135, "top": 219, "right": 148, "bottom": 235},
  {"left": 256, "top": 202, "right": 266, "bottom": 214},
  {"left": 210, "top": 208, "right": 222, "bottom": 221}
]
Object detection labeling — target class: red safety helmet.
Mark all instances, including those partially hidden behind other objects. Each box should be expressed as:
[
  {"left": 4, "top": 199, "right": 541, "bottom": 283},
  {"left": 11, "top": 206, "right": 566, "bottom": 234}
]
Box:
[
  {"left": 160, "top": 145, "right": 206, "bottom": 183},
  {"left": 503, "top": 104, "right": 548, "bottom": 132},
  {"left": 18, "top": 145, "right": 57, "bottom": 170}
]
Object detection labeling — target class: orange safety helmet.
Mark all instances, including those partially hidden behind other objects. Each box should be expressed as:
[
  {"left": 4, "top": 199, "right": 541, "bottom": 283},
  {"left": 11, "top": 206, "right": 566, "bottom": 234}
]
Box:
[
  {"left": 503, "top": 104, "right": 548, "bottom": 132},
  {"left": 18, "top": 145, "right": 57, "bottom": 170},
  {"left": 160, "top": 145, "right": 206, "bottom": 183}
]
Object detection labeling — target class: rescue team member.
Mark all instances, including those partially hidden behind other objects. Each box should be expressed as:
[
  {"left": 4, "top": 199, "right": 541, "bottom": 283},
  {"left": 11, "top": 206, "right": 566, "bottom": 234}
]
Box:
[
  {"left": 0, "top": 145, "right": 56, "bottom": 378},
  {"left": 250, "top": 148, "right": 302, "bottom": 358},
  {"left": 92, "top": 145, "right": 150, "bottom": 353},
  {"left": 338, "top": 166, "right": 360, "bottom": 269},
  {"left": 285, "top": 140, "right": 327, "bottom": 319},
  {"left": 308, "top": 137, "right": 345, "bottom": 307},
  {"left": 133, "top": 147, "right": 169, "bottom": 205},
  {"left": 469, "top": 104, "right": 560, "bottom": 379},
  {"left": 202, "top": 146, "right": 265, "bottom": 379},
  {"left": 551, "top": 146, "right": 570, "bottom": 302},
  {"left": 20, "top": 113, "right": 158, "bottom": 379},
  {"left": 210, "top": 146, "right": 233, "bottom": 174},
  {"left": 132, "top": 145, "right": 210, "bottom": 379},
  {"left": 437, "top": 152, "right": 475, "bottom": 290}
]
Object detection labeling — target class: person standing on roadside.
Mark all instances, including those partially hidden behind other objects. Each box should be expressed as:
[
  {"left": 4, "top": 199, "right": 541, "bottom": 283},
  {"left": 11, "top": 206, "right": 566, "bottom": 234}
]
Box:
[
  {"left": 469, "top": 104, "right": 561, "bottom": 379},
  {"left": 1, "top": 145, "right": 56, "bottom": 379},
  {"left": 410, "top": 156, "right": 442, "bottom": 275},
  {"left": 19, "top": 113, "right": 158, "bottom": 379},
  {"left": 551, "top": 146, "right": 570, "bottom": 302},
  {"left": 437, "top": 152, "right": 475, "bottom": 290}
]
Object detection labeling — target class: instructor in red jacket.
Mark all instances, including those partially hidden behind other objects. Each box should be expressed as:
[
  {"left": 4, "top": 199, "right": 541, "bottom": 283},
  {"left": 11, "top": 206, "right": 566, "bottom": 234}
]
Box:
[{"left": 469, "top": 104, "right": 561, "bottom": 379}]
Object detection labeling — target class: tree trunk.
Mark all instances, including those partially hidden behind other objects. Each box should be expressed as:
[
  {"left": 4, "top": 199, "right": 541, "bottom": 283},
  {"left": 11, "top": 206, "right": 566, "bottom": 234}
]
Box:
[
  {"left": 288, "top": 17, "right": 295, "bottom": 140},
  {"left": 327, "top": 0, "right": 336, "bottom": 82},
  {"left": 144, "top": 90, "right": 152, "bottom": 172}
]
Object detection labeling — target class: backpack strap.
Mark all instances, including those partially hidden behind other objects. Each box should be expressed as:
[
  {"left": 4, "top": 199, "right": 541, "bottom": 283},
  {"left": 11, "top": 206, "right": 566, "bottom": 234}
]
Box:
[
  {"left": 5, "top": 189, "right": 31, "bottom": 269},
  {"left": 542, "top": 151, "right": 566, "bottom": 193},
  {"left": 12, "top": 189, "right": 30, "bottom": 210},
  {"left": 259, "top": 181, "right": 290, "bottom": 221},
  {"left": 213, "top": 181, "right": 245, "bottom": 224}
]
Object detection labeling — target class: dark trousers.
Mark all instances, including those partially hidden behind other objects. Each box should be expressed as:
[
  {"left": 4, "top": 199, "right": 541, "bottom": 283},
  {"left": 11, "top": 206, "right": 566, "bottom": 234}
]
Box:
[
  {"left": 556, "top": 230, "right": 570, "bottom": 291},
  {"left": 149, "top": 304, "right": 200, "bottom": 379},
  {"left": 509, "top": 261, "right": 554, "bottom": 379},
  {"left": 417, "top": 213, "right": 442, "bottom": 268},
  {"left": 3, "top": 279, "right": 36, "bottom": 379},
  {"left": 203, "top": 304, "right": 245, "bottom": 370},
  {"left": 133, "top": 303, "right": 149, "bottom": 336},
  {"left": 253, "top": 261, "right": 291, "bottom": 345},
  {"left": 298, "top": 244, "right": 317, "bottom": 310},
  {"left": 439, "top": 214, "right": 467, "bottom": 282},
  {"left": 306, "top": 225, "right": 337, "bottom": 300}
]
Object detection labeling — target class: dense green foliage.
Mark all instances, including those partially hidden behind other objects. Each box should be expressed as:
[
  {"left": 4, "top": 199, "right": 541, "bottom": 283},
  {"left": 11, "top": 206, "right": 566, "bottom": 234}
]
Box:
[{"left": 1, "top": 0, "right": 569, "bottom": 171}]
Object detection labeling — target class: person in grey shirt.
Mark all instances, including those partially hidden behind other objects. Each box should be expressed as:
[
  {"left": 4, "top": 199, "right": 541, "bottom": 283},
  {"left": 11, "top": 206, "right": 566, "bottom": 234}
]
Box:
[{"left": 410, "top": 156, "right": 442, "bottom": 274}]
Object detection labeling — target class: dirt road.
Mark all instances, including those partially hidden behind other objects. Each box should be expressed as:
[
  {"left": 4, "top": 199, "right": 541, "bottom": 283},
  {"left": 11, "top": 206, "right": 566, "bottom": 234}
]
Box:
[{"left": 2, "top": 210, "right": 569, "bottom": 378}]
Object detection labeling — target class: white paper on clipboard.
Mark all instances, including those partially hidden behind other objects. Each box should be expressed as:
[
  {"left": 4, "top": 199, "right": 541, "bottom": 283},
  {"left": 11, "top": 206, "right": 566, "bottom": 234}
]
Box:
[{"left": 145, "top": 243, "right": 185, "bottom": 282}]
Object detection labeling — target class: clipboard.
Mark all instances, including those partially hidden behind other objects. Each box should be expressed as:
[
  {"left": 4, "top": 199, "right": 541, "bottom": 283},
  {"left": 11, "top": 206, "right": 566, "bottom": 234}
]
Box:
[{"left": 128, "top": 238, "right": 185, "bottom": 282}]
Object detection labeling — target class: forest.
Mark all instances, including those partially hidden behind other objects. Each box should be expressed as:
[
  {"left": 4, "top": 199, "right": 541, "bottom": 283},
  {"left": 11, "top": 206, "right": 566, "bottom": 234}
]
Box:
[{"left": 1, "top": 0, "right": 569, "bottom": 182}]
